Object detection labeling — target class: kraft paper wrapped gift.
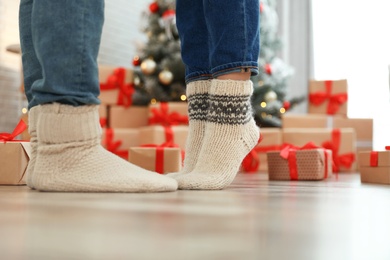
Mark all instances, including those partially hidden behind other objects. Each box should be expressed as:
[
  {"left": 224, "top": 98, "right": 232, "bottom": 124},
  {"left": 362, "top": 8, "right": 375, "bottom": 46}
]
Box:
[
  {"left": 109, "top": 106, "right": 149, "bottom": 128},
  {"left": 282, "top": 114, "right": 373, "bottom": 152},
  {"left": 0, "top": 142, "right": 31, "bottom": 185},
  {"left": 308, "top": 79, "right": 348, "bottom": 116},
  {"left": 98, "top": 65, "right": 134, "bottom": 106},
  {"left": 241, "top": 128, "right": 282, "bottom": 173},
  {"left": 358, "top": 148, "right": 390, "bottom": 185},
  {"left": 267, "top": 148, "right": 333, "bottom": 181},
  {"left": 20, "top": 113, "right": 30, "bottom": 141},
  {"left": 102, "top": 128, "right": 140, "bottom": 159},
  {"left": 139, "top": 125, "right": 188, "bottom": 150},
  {"left": 129, "top": 147, "right": 182, "bottom": 174},
  {"left": 148, "top": 102, "right": 189, "bottom": 126},
  {"left": 282, "top": 128, "right": 357, "bottom": 172}
]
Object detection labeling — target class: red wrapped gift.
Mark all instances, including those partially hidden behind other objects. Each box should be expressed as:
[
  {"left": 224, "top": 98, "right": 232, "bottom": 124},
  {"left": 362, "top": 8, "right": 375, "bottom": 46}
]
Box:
[
  {"left": 358, "top": 147, "right": 390, "bottom": 185},
  {"left": 283, "top": 128, "right": 356, "bottom": 172},
  {"left": 98, "top": 66, "right": 135, "bottom": 107},
  {"left": 0, "top": 120, "right": 31, "bottom": 185},
  {"left": 129, "top": 147, "right": 182, "bottom": 174},
  {"left": 267, "top": 143, "right": 333, "bottom": 181},
  {"left": 308, "top": 79, "right": 348, "bottom": 116},
  {"left": 102, "top": 128, "right": 140, "bottom": 159}
]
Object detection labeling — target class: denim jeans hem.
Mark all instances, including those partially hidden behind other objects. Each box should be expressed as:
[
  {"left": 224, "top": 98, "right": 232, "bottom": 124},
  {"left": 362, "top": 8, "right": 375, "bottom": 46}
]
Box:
[
  {"left": 211, "top": 62, "right": 259, "bottom": 78},
  {"left": 28, "top": 95, "right": 101, "bottom": 109},
  {"left": 185, "top": 72, "right": 213, "bottom": 84}
]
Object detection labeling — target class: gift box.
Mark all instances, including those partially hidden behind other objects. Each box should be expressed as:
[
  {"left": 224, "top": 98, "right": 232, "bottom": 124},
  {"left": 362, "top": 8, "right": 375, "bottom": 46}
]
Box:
[
  {"left": 267, "top": 148, "right": 333, "bottom": 181},
  {"left": 308, "top": 79, "right": 348, "bottom": 116},
  {"left": 283, "top": 128, "right": 357, "bottom": 172},
  {"left": 282, "top": 114, "right": 373, "bottom": 152},
  {"left": 139, "top": 125, "right": 188, "bottom": 150},
  {"left": 19, "top": 112, "right": 30, "bottom": 141},
  {"left": 358, "top": 148, "right": 390, "bottom": 185},
  {"left": 149, "top": 102, "right": 188, "bottom": 126},
  {"left": 102, "top": 128, "right": 140, "bottom": 159},
  {"left": 129, "top": 147, "right": 182, "bottom": 174},
  {"left": 0, "top": 142, "right": 31, "bottom": 185},
  {"left": 241, "top": 128, "right": 282, "bottom": 173},
  {"left": 98, "top": 65, "right": 134, "bottom": 106},
  {"left": 109, "top": 106, "right": 149, "bottom": 128}
]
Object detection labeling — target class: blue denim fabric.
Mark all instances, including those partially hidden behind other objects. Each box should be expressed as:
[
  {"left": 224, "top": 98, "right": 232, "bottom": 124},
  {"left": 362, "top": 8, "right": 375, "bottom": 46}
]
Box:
[
  {"left": 19, "top": 0, "right": 104, "bottom": 109},
  {"left": 176, "top": 0, "right": 260, "bottom": 84}
]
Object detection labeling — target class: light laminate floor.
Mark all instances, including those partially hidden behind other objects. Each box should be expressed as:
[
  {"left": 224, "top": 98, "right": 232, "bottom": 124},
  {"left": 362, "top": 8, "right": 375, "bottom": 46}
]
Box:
[{"left": 1, "top": 173, "right": 390, "bottom": 260}]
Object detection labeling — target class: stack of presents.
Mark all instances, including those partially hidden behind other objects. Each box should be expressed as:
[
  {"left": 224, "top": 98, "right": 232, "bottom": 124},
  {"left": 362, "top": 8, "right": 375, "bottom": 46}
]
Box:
[{"left": 1, "top": 68, "right": 389, "bottom": 185}]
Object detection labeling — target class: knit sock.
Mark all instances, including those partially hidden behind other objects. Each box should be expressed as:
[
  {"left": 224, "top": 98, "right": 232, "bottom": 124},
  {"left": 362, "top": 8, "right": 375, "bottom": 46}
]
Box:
[
  {"left": 166, "top": 80, "right": 210, "bottom": 178},
  {"left": 176, "top": 79, "right": 260, "bottom": 190},
  {"left": 25, "top": 106, "right": 40, "bottom": 189},
  {"left": 33, "top": 103, "right": 178, "bottom": 192}
]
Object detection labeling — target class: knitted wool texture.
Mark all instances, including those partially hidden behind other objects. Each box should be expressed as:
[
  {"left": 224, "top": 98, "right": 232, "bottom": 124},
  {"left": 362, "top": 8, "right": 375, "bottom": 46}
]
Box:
[
  {"left": 26, "top": 106, "right": 39, "bottom": 189},
  {"left": 175, "top": 79, "right": 260, "bottom": 190},
  {"left": 33, "top": 103, "right": 178, "bottom": 192},
  {"left": 166, "top": 80, "right": 210, "bottom": 178}
]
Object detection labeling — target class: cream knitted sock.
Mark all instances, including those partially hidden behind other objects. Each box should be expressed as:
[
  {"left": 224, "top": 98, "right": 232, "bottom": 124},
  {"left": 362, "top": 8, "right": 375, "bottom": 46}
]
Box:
[
  {"left": 166, "top": 80, "right": 210, "bottom": 178},
  {"left": 25, "top": 106, "right": 39, "bottom": 189},
  {"left": 176, "top": 79, "right": 260, "bottom": 190},
  {"left": 33, "top": 103, "right": 178, "bottom": 192}
]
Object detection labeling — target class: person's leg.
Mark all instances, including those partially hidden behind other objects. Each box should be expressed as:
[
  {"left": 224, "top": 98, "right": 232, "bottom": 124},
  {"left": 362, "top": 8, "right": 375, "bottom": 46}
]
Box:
[
  {"left": 176, "top": 0, "right": 260, "bottom": 190},
  {"left": 167, "top": 0, "right": 212, "bottom": 177},
  {"left": 19, "top": 0, "right": 41, "bottom": 189},
  {"left": 26, "top": 0, "right": 177, "bottom": 192}
]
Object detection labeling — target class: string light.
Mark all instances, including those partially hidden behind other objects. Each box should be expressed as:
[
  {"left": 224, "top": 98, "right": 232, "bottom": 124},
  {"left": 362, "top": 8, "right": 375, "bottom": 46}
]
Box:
[
  {"left": 280, "top": 108, "right": 286, "bottom": 114},
  {"left": 260, "top": 102, "right": 267, "bottom": 108},
  {"left": 261, "top": 112, "right": 267, "bottom": 118},
  {"left": 180, "top": 95, "right": 187, "bottom": 101},
  {"left": 151, "top": 98, "right": 157, "bottom": 105},
  {"left": 22, "top": 108, "right": 27, "bottom": 114}
]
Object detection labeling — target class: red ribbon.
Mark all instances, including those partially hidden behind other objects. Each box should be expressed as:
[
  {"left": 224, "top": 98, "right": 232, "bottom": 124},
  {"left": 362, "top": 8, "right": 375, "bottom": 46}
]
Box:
[
  {"left": 280, "top": 142, "right": 330, "bottom": 180},
  {"left": 309, "top": 80, "right": 348, "bottom": 115},
  {"left": 369, "top": 146, "right": 390, "bottom": 167},
  {"left": 0, "top": 120, "right": 27, "bottom": 143},
  {"left": 100, "top": 68, "right": 134, "bottom": 107},
  {"left": 242, "top": 145, "right": 281, "bottom": 173},
  {"left": 99, "top": 117, "right": 107, "bottom": 128},
  {"left": 149, "top": 102, "right": 189, "bottom": 126},
  {"left": 103, "top": 128, "right": 128, "bottom": 159},
  {"left": 321, "top": 129, "right": 355, "bottom": 173}
]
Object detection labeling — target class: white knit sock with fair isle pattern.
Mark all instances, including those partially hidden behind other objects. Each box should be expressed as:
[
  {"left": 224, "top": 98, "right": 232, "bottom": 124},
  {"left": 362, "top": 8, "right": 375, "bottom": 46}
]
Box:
[
  {"left": 166, "top": 80, "right": 210, "bottom": 178},
  {"left": 33, "top": 103, "right": 178, "bottom": 192},
  {"left": 176, "top": 79, "right": 260, "bottom": 190}
]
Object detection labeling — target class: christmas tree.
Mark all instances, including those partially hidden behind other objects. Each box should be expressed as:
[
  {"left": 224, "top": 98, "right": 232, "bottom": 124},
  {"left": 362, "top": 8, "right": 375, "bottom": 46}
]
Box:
[
  {"left": 131, "top": 0, "right": 186, "bottom": 105},
  {"left": 132, "top": 0, "right": 303, "bottom": 126},
  {"left": 251, "top": 0, "right": 304, "bottom": 127}
]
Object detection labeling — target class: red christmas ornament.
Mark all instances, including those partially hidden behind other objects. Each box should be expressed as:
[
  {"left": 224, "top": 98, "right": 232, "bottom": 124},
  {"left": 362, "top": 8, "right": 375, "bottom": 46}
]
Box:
[
  {"left": 283, "top": 101, "right": 291, "bottom": 111},
  {"left": 149, "top": 2, "right": 159, "bottom": 13},
  {"left": 265, "top": 63, "right": 272, "bottom": 75},
  {"left": 132, "top": 56, "right": 141, "bottom": 66},
  {"left": 162, "top": 9, "right": 175, "bottom": 18},
  {"left": 260, "top": 3, "right": 264, "bottom": 13}
]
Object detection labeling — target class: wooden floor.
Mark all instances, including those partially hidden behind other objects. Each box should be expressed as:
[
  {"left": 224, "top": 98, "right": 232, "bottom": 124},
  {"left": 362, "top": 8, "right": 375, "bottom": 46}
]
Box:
[{"left": 1, "top": 173, "right": 390, "bottom": 260}]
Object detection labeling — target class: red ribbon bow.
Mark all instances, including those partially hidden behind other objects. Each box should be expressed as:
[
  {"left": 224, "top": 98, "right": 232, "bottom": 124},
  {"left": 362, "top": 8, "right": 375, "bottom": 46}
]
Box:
[
  {"left": 149, "top": 102, "right": 189, "bottom": 126},
  {"left": 279, "top": 142, "right": 330, "bottom": 180},
  {"left": 309, "top": 80, "right": 348, "bottom": 115},
  {"left": 141, "top": 126, "right": 184, "bottom": 174},
  {"left": 242, "top": 144, "right": 281, "bottom": 173},
  {"left": 0, "top": 120, "right": 27, "bottom": 142},
  {"left": 321, "top": 129, "right": 355, "bottom": 172},
  {"left": 103, "top": 128, "right": 129, "bottom": 159},
  {"left": 369, "top": 146, "right": 390, "bottom": 167},
  {"left": 100, "top": 68, "right": 135, "bottom": 107}
]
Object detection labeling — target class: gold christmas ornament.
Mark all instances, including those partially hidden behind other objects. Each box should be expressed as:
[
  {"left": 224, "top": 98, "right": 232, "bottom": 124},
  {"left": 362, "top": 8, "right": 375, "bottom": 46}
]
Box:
[
  {"left": 264, "top": 90, "right": 277, "bottom": 102},
  {"left": 140, "top": 58, "right": 156, "bottom": 75},
  {"left": 158, "top": 69, "right": 173, "bottom": 85}
]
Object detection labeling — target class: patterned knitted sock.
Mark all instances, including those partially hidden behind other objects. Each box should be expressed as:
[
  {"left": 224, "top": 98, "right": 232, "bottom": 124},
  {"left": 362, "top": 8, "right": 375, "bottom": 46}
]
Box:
[
  {"left": 33, "top": 103, "right": 178, "bottom": 192},
  {"left": 176, "top": 79, "right": 260, "bottom": 190},
  {"left": 25, "top": 106, "right": 39, "bottom": 189},
  {"left": 166, "top": 80, "right": 210, "bottom": 178}
]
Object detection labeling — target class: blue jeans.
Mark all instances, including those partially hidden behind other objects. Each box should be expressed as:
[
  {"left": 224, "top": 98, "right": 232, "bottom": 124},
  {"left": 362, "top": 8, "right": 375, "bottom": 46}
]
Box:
[
  {"left": 176, "top": 0, "right": 260, "bottom": 84},
  {"left": 19, "top": 0, "right": 104, "bottom": 109}
]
